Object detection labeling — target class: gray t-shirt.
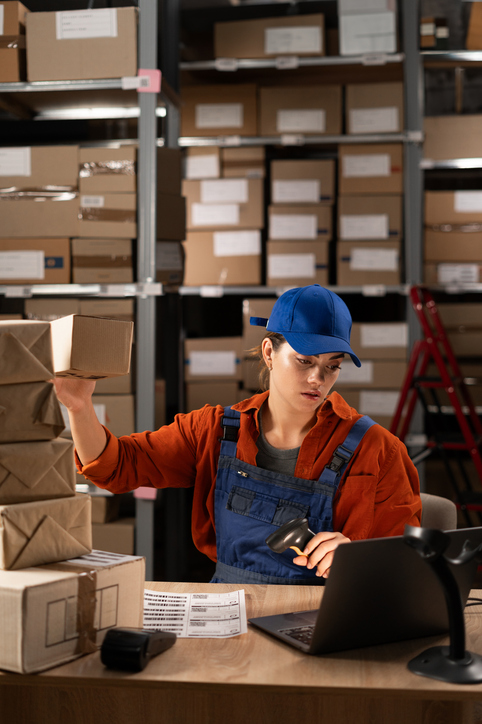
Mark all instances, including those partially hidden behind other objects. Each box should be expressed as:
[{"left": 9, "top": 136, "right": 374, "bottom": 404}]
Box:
[{"left": 256, "top": 405, "right": 300, "bottom": 476}]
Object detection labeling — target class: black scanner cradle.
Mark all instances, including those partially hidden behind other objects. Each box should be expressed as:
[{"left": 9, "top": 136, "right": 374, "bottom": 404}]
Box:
[{"left": 101, "top": 628, "right": 177, "bottom": 672}]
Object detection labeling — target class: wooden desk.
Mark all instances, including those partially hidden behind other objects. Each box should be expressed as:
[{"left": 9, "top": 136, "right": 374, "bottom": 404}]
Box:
[{"left": 1, "top": 582, "right": 482, "bottom": 724}]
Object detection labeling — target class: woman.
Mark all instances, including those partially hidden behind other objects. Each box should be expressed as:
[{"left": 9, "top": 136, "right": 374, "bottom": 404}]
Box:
[{"left": 54, "top": 284, "right": 421, "bottom": 584}]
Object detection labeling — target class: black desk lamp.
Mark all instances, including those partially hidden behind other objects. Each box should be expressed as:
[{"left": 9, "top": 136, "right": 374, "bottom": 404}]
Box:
[{"left": 404, "top": 524, "right": 482, "bottom": 684}]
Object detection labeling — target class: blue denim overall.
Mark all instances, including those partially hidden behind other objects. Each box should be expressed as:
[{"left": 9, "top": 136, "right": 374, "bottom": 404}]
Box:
[{"left": 211, "top": 406, "right": 376, "bottom": 585}]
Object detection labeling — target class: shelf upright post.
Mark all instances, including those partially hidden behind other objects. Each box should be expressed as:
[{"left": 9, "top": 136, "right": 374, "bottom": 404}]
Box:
[{"left": 136, "top": 0, "right": 159, "bottom": 580}]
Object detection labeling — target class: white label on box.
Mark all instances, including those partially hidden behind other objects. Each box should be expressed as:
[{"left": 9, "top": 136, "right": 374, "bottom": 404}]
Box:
[
  {"left": 454, "top": 191, "right": 482, "bottom": 213},
  {"left": 0, "top": 147, "right": 31, "bottom": 177},
  {"left": 192, "top": 203, "right": 240, "bottom": 226},
  {"left": 264, "top": 26, "right": 322, "bottom": 55},
  {"left": 80, "top": 195, "right": 105, "bottom": 208},
  {"left": 339, "top": 13, "right": 396, "bottom": 56},
  {"left": 350, "top": 247, "right": 399, "bottom": 271},
  {"left": 340, "top": 214, "right": 389, "bottom": 240},
  {"left": 190, "top": 351, "right": 236, "bottom": 376},
  {"left": 338, "top": 0, "right": 394, "bottom": 13},
  {"left": 195, "top": 104, "right": 243, "bottom": 130},
  {"left": 200, "top": 178, "right": 248, "bottom": 204},
  {"left": 0, "top": 251, "right": 44, "bottom": 280},
  {"left": 349, "top": 107, "right": 399, "bottom": 134},
  {"left": 268, "top": 253, "right": 316, "bottom": 279},
  {"left": 0, "top": 6, "right": 4, "bottom": 35},
  {"left": 342, "top": 154, "right": 391, "bottom": 178},
  {"left": 338, "top": 360, "right": 374, "bottom": 384},
  {"left": 277, "top": 109, "right": 326, "bottom": 134},
  {"left": 55, "top": 9, "right": 118, "bottom": 40},
  {"left": 213, "top": 230, "right": 261, "bottom": 257},
  {"left": 421, "top": 22, "right": 436, "bottom": 36},
  {"left": 359, "top": 390, "right": 399, "bottom": 416},
  {"left": 185, "top": 154, "right": 220, "bottom": 179},
  {"left": 269, "top": 213, "right": 318, "bottom": 239},
  {"left": 438, "top": 264, "right": 480, "bottom": 284},
  {"left": 272, "top": 180, "right": 320, "bottom": 204},
  {"left": 156, "top": 242, "right": 183, "bottom": 270},
  {"left": 360, "top": 322, "right": 408, "bottom": 348}
]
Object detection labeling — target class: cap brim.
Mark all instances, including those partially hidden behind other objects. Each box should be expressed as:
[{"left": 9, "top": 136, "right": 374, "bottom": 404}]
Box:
[{"left": 283, "top": 332, "right": 362, "bottom": 368}]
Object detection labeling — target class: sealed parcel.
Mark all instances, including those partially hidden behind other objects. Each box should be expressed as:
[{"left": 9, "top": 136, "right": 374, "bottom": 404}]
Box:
[
  {"left": 0, "top": 320, "right": 54, "bottom": 384},
  {"left": 0, "top": 381, "right": 65, "bottom": 443}
]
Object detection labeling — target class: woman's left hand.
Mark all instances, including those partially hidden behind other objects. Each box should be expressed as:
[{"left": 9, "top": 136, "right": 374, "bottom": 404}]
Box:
[{"left": 292, "top": 531, "right": 350, "bottom": 578}]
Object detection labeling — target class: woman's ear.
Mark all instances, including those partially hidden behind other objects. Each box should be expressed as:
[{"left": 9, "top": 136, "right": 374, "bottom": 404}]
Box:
[{"left": 262, "top": 337, "right": 274, "bottom": 370}]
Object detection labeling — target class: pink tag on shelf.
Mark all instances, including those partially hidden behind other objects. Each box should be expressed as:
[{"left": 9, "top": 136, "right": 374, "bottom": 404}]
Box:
[
  {"left": 134, "top": 487, "right": 158, "bottom": 500},
  {"left": 138, "top": 69, "right": 162, "bottom": 94}
]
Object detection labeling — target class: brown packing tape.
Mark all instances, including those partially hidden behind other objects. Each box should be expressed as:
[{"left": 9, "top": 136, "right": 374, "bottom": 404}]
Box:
[
  {"left": 79, "top": 207, "right": 136, "bottom": 223},
  {"left": 427, "top": 223, "right": 482, "bottom": 233},
  {"left": 72, "top": 256, "right": 132, "bottom": 269},
  {"left": 0, "top": 190, "right": 77, "bottom": 201},
  {"left": 79, "top": 160, "right": 136, "bottom": 178},
  {"left": 75, "top": 571, "right": 98, "bottom": 655},
  {"left": 0, "top": 36, "right": 26, "bottom": 49}
]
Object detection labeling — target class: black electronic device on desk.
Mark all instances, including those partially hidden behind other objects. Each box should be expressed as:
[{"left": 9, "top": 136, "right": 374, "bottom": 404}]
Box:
[{"left": 101, "top": 628, "right": 177, "bottom": 672}]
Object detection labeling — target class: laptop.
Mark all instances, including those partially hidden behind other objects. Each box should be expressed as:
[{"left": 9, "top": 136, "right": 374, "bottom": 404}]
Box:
[{"left": 249, "top": 526, "right": 482, "bottom": 655}]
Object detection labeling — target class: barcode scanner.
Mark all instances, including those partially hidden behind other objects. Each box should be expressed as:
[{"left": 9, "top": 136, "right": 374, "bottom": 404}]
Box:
[
  {"left": 266, "top": 517, "right": 315, "bottom": 557},
  {"left": 101, "top": 628, "right": 177, "bottom": 672}
]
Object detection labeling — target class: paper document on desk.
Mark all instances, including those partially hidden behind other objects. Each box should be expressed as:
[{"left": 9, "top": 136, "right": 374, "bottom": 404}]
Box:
[{"left": 143, "top": 589, "right": 247, "bottom": 638}]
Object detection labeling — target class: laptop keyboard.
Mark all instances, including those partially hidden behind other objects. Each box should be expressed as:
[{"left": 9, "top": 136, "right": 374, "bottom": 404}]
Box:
[{"left": 279, "top": 625, "right": 315, "bottom": 645}]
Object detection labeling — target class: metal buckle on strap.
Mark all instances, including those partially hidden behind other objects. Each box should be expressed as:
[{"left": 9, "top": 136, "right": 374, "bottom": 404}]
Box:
[{"left": 327, "top": 446, "right": 352, "bottom": 473}]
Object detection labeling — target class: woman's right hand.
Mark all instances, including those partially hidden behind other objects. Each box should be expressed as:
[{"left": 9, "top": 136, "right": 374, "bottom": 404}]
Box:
[{"left": 51, "top": 377, "right": 97, "bottom": 413}]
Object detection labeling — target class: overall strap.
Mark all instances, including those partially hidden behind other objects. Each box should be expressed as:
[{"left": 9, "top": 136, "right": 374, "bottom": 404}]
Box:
[
  {"left": 320, "top": 415, "right": 377, "bottom": 489},
  {"left": 219, "top": 406, "right": 241, "bottom": 457}
]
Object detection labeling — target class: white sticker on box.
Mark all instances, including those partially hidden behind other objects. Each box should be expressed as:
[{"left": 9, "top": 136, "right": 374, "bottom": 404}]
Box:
[
  {"left": 338, "top": 360, "right": 374, "bottom": 384},
  {"left": 359, "top": 390, "right": 399, "bottom": 416},
  {"left": 360, "top": 323, "right": 408, "bottom": 348},
  {"left": 200, "top": 178, "right": 248, "bottom": 204},
  {"left": 0, "top": 147, "right": 31, "bottom": 177},
  {"left": 185, "top": 154, "right": 220, "bottom": 179},
  {"left": 438, "top": 264, "right": 480, "bottom": 284},
  {"left": 195, "top": 104, "right": 243, "bottom": 130},
  {"left": 350, "top": 247, "right": 398, "bottom": 271},
  {"left": 264, "top": 26, "right": 322, "bottom": 55},
  {"left": 349, "top": 106, "right": 399, "bottom": 134},
  {"left": 213, "top": 230, "right": 261, "bottom": 257},
  {"left": 339, "top": 13, "right": 396, "bottom": 56},
  {"left": 272, "top": 180, "right": 320, "bottom": 204},
  {"left": 80, "top": 195, "right": 105, "bottom": 208},
  {"left": 190, "top": 351, "right": 236, "bottom": 377},
  {"left": 269, "top": 213, "right": 318, "bottom": 240},
  {"left": 454, "top": 191, "right": 482, "bottom": 213},
  {"left": 156, "top": 242, "right": 183, "bottom": 270},
  {"left": 340, "top": 214, "right": 389, "bottom": 240},
  {"left": 192, "top": 203, "right": 240, "bottom": 226},
  {"left": 338, "top": 0, "right": 394, "bottom": 13},
  {"left": 277, "top": 109, "right": 326, "bottom": 133},
  {"left": 342, "top": 154, "right": 391, "bottom": 178},
  {"left": 268, "top": 253, "right": 316, "bottom": 279},
  {"left": 55, "top": 8, "right": 118, "bottom": 40},
  {"left": 0, "top": 251, "right": 44, "bottom": 280},
  {"left": 0, "top": 6, "right": 4, "bottom": 35}
]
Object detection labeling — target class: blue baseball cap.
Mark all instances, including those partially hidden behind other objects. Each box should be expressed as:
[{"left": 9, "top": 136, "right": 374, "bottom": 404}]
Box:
[{"left": 250, "top": 284, "right": 361, "bottom": 367}]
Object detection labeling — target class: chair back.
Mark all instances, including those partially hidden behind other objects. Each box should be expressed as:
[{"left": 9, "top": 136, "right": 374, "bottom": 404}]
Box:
[{"left": 420, "top": 492, "right": 457, "bottom": 530}]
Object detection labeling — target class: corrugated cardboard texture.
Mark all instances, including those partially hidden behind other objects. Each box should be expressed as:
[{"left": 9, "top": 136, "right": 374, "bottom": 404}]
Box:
[
  {"left": 338, "top": 195, "right": 403, "bottom": 241},
  {"left": 181, "top": 84, "right": 258, "bottom": 137},
  {"left": 425, "top": 191, "right": 482, "bottom": 225},
  {"left": 424, "top": 116, "right": 482, "bottom": 161},
  {"left": 0, "top": 320, "right": 53, "bottom": 384},
  {"left": 0, "top": 493, "right": 91, "bottom": 569},
  {"left": 338, "top": 143, "right": 403, "bottom": 195},
  {"left": 183, "top": 178, "right": 263, "bottom": 231},
  {"left": 79, "top": 147, "right": 137, "bottom": 194},
  {"left": 77, "top": 192, "right": 136, "bottom": 239},
  {"left": 259, "top": 85, "right": 342, "bottom": 136},
  {"left": 92, "top": 518, "right": 135, "bottom": 555},
  {"left": 0, "top": 381, "right": 65, "bottom": 442},
  {"left": 266, "top": 240, "right": 329, "bottom": 288},
  {"left": 182, "top": 232, "right": 261, "bottom": 286},
  {"left": 0, "top": 146, "right": 78, "bottom": 189},
  {"left": 271, "top": 159, "right": 335, "bottom": 205},
  {"left": 0, "top": 438, "right": 75, "bottom": 505},
  {"left": 0, "top": 3, "right": 29, "bottom": 82},
  {"left": 268, "top": 204, "right": 333, "bottom": 242},
  {"left": 345, "top": 82, "right": 404, "bottom": 134},
  {"left": 0, "top": 199, "right": 79, "bottom": 239},
  {"left": 337, "top": 240, "right": 401, "bottom": 286},
  {"left": 424, "top": 230, "right": 482, "bottom": 263}
]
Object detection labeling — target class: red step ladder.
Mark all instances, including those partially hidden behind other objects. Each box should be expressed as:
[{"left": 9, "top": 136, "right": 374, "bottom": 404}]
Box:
[{"left": 390, "top": 286, "right": 482, "bottom": 525}]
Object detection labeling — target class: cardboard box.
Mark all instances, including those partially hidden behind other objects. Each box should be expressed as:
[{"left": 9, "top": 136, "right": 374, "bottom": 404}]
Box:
[
  {"left": 184, "top": 147, "right": 221, "bottom": 180},
  {"left": 338, "top": 4, "right": 397, "bottom": 56},
  {"left": 345, "top": 82, "right": 404, "bottom": 134},
  {"left": 338, "top": 389, "right": 399, "bottom": 430},
  {"left": 0, "top": 550, "right": 144, "bottom": 673},
  {"left": 0, "top": 198, "right": 79, "bottom": 238},
  {"left": 25, "top": 297, "right": 81, "bottom": 321},
  {"left": 156, "top": 241, "right": 185, "bottom": 286},
  {"left": 183, "top": 178, "right": 263, "bottom": 230},
  {"left": 79, "top": 298, "right": 135, "bottom": 322},
  {"left": 336, "top": 358, "right": 407, "bottom": 389},
  {"left": 79, "top": 147, "right": 136, "bottom": 194},
  {"left": 180, "top": 84, "right": 258, "bottom": 137},
  {"left": 78, "top": 192, "right": 136, "bottom": 239},
  {"left": 0, "top": 238, "right": 70, "bottom": 285},
  {"left": 437, "top": 303, "right": 482, "bottom": 329},
  {"left": 221, "top": 146, "right": 265, "bottom": 179},
  {"left": 338, "top": 195, "right": 402, "bottom": 241},
  {"left": 350, "top": 322, "right": 408, "bottom": 361},
  {"left": 92, "top": 518, "right": 135, "bottom": 555},
  {"left": 91, "top": 394, "right": 136, "bottom": 437},
  {"left": 267, "top": 240, "right": 329, "bottom": 287},
  {"left": 424, "top": 263, "right": 482, "bottom": 286},
  {"left": 157, "top": 193, "right": 186, "bottom": 240},
  {"left": 158, "top": 147, "right": 183, "bottom": 194},
  {"left": 94, "top": 370, "right": 133, "bottom": 395},
  {"left": 467, "top": 3, "right": 482, "bottom": 50},
  {"left": 50, "top": 315, "right": 133, "bottom": 380},
  {"left": 337, "top": 240, "right": 401, "bottom": 286},
  {"left": 0, "top": 493, "right": 91, "bottom": 570},
  {"left": 447, "top": 329, "right": 482, "bottom": 358},
  {"left": 183, "top": 230, "right": 261, "bottom": 286},
  {"left": 71, "top": 238, "right": 133, "bottom": 284},
  {"left": 0, "top": 381, "right": 65, "bottom": 443},
  {"left": 271, "top": 160, "right": 335, "bottom": 205},
  {"left": 424, "top": 116, "right": 482, "bottom": 162},
  {"left": 0, "top": 1, "right": 28, "bottom": 82},
  {"left": 24, "top": 298, "right": 135, "bottom": 322},
  {"left": 184, "top": 337, "right": 243, "bottom": 382},
  {"left": 259, "top": 85, "right": 342, "bottom": 136},
  {"left": 242, "top": 297, "right": 276, "bottom": 352},
  {"left": 0, "top": 145, "right": 78, "bottom": 189},
  {"left": 0, "top": 438, "right": 75, "bottom": 506},
  {"left": 214, "top": 14, "right": 325, "bottom": 59},
  {"left": 338, "top": 144, "right": 403, "bottom": 195},
  {"left": 0, "top": 320, "right": 53, "bottom": 384},
  {"left": 26, "top": 7, "right": 137, "bottom": 81},
  {"left": 425, "top": 191, "right": 482, "bottom": 226},
  {"left": 243, "top": 357, "right": 263, "bottom": 392},
  {"left": 90, "top": 492, "right": 120, "bottom": 524},
  {"left": 424, "top": 230, "right": 482, "bottom": 263},
  {"left": 185, "top": 381, "right": 241, "bottom": 413},
  {"left": 268, "top": 204, "right": 332, "bottom": 242}
]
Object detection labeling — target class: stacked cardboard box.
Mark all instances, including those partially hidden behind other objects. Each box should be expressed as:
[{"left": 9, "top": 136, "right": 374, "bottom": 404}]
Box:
[
  {"left": 156, "top": 147, "right": 186, "bottom": 287},
  {"left": 181, "top": 84, "right": 258, "bottom": 138},
  {"left": 241, "top": 297, "right": 276, "bottom": 396},
  {"left": 0, "top": 1, "right": 29, "bottom": 82},
  {"left": 259, "top": 85, "right": 342, "bottom": 137},
  {"left": 338, "top": 0, "right": 398, "bottom": 56},
  {"left": 345, "top": 83, "right": 404, "bottom": 136},
  {"left": 337, "top": 143, "right": 403, "bottom": 286},
  {"left": 184, "top": 337, "right": 244, "bottom": 412},
  {"left": 267, "top": 159, "right": 334, "bottom": 287}
]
